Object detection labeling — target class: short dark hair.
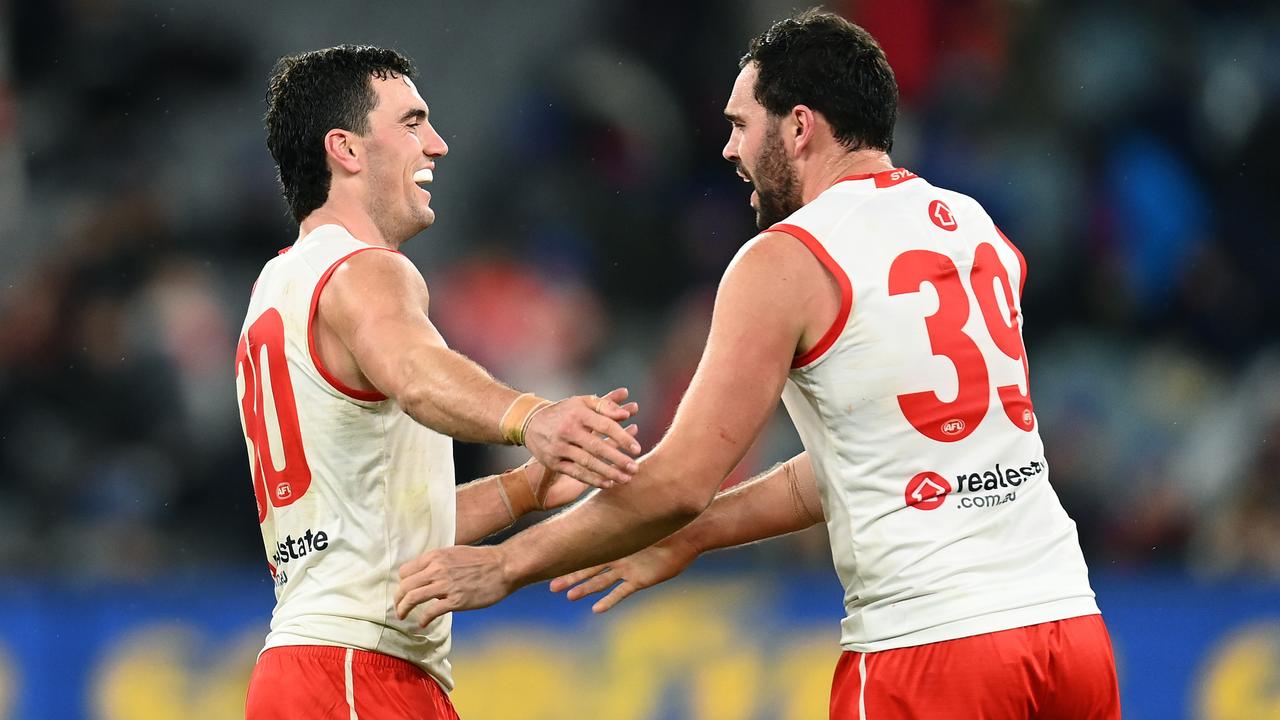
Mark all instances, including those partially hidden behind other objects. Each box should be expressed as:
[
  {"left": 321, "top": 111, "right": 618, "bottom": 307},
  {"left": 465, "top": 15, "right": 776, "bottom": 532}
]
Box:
[
  {"left": 742, "top": 8, "right": 897, "bottom": 152},
  {"left": 264, "top": 45, "right": 416, "bottom": 223}
]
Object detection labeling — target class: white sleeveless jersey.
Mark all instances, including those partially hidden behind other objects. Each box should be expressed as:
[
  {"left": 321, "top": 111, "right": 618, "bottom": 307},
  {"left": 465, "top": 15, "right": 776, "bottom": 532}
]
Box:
[
  {"left": 776, "top": 169, "right": 1098, "bottom": 653},
  {"left": 234, "top": 225, "right": 457, "bottom": 689}
]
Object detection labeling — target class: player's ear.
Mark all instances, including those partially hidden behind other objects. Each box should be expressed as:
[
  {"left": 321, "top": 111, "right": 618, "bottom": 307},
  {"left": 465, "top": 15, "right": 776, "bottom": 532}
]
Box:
[
  {"left": 324, "top": 129, "right": 363, "bottom": 175},
  {"left": 791, "top": 104, "right": 816, "bottom": 156}
]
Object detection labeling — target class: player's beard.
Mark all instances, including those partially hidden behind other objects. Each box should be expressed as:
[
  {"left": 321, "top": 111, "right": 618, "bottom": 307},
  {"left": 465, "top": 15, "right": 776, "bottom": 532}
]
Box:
[{"left": 751, "top": 122, "right": 803, "bottom": 230}]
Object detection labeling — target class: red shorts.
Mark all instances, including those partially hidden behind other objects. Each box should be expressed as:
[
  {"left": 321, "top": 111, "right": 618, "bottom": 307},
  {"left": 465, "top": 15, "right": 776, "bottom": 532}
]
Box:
[
  {"left": 830, "top": 614, "right": 1120, "bottom": 719},
  {"left": 245, "top": 646, "right": 459, "bottom": 720}
]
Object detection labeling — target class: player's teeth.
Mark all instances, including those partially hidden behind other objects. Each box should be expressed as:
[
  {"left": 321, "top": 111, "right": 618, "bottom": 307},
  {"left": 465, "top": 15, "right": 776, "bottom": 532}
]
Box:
[{"left": 413, "top": 168, "right": 433, "bottom": 185}]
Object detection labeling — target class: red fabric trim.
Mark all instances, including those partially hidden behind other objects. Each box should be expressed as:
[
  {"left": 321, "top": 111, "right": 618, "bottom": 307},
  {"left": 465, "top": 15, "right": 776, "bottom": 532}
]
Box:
[
  {"left": 833, "top": 167, "right": 918, "bottom": 188},
  {"left": 768, "top": 223, "right": 854, "bottom": 369},
  {"left": 995, "top": 225, "right": 1027, "bottom": 296},
  {"left": 308, "top": 247, "right": 397, "bottom": 402},
  {"left": 258, "top": 645, "right": 431, "bottom": 672}
]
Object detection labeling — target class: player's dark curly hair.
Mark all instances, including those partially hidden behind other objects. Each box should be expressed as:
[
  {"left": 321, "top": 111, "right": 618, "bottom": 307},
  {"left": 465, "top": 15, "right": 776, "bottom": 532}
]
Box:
[
  {"left": 742, "top": 8, "right": 897, "bottom": 152},
  {"left": 265, "top": 45, "right": 416, "bottom": 223}
]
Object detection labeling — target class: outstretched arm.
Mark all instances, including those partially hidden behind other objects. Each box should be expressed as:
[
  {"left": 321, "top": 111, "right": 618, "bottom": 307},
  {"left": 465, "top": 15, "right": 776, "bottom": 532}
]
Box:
[
  {"left": 454, "top": 462, "right": 543, "bottom": 546},
  {"left": 456, "top": 427, "right": 639, "bottom": 545},
  {"left": 395, "top": 230, "right": 843, "bottom": 624},
  {"left": 318, "top": 249, "right": 641, "bottom": 488},
  {"left": 550, "top": 452, "right": 822, "bottom": 613}
]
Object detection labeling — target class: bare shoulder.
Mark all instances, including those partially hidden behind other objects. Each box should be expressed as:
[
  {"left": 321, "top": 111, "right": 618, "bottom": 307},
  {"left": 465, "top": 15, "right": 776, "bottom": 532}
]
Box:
[
  {"left": 718, "top": 230, "right": 842, "bottom": 356},
  {"left": 722, "top": 230, "right": 830, "bottom": 292},
  {"left": 324, "top": 248, "right": 430, "bottom": 313}
]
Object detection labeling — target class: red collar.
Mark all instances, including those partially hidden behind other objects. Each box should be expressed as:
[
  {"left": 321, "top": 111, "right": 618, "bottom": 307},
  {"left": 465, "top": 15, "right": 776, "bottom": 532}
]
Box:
[{"left": 833, "top": 167, "right": 918, "bottom": 188}]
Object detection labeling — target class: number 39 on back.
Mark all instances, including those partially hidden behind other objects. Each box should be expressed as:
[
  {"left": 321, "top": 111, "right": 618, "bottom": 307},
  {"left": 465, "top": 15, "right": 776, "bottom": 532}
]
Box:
[{"left": 889, "top": 238, "right": 1034, "bottom": 443}]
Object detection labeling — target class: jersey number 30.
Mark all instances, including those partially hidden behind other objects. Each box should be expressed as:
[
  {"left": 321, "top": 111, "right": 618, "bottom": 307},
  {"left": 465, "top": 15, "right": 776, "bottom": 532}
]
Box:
[
  {"left": 889, "top": 241, "right": 1034, "bottom": 442},
  {"left": 235, "top": 308, "right": 313, "bottom": 523}
]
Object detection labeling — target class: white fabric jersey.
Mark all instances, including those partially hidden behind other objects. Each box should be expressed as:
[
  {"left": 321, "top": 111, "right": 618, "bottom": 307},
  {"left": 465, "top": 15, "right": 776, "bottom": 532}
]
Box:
[
  {"left": 776, "top": 168, "right": 1098, "bottom": 653},
  {"left": 234, "top": 224, "right": 456, "bottom": 689}
]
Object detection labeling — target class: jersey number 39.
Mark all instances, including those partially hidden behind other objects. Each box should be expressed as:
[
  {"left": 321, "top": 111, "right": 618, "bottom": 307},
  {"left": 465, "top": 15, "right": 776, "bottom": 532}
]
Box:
[
  {"left": 889, "top": 241, "right": 1034, "bottom": 442},
  {"left": 235, "top": 308, "right": 313, "bottom": 523}
]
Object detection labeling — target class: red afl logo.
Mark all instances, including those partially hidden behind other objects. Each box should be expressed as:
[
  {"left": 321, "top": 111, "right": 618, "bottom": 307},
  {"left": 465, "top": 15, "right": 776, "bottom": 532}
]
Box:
[
  {"left": 1022, "top": 409, "right": 1034, "bottom": 427},
  {"left": 905, "top": 471, "right": 952, "bottom": 511},
  {"left": 276, "top": 483, "right": 292, "bottom": 500},
  {"left": 929, "top": 200, "right": 957, "bottom": 231},
  {"left": 941, "top": 418, "right": 966, "bottom": 436}
]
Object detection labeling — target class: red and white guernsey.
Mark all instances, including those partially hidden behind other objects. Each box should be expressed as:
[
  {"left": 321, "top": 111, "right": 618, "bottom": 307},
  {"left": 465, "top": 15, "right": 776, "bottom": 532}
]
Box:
[
  {"left": 775, "top": 169, "right": 1098, "bottom": 653},
  {"left": 234, "top": 224, "right": 457, "bottom": 689}
]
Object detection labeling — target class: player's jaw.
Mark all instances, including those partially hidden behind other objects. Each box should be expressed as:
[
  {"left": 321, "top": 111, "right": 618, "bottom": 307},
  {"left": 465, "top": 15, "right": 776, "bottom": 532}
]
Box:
[
  {"left": 407, "top": 161, "right": 437, "bottom": 229},
  {"left": 365, "top": 158, "right": 436, "bottom": 245},
  {"left": 745, "top": 127, "right": 802, "bottom": 230}
]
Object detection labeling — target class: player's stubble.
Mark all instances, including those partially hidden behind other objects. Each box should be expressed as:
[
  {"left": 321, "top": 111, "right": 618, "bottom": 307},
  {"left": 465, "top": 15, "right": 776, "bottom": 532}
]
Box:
[{"left": 751, "top": 120, "right": 804, "bottom": 230}]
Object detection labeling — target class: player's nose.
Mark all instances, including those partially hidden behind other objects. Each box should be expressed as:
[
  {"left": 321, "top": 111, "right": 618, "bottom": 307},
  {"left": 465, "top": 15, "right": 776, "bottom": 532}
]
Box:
[
  {"left": 422, "top": 121, "right": 448, "bottom": 158},
  {"left": 721, "top": 135, "right": 738, "bottom": 164}
]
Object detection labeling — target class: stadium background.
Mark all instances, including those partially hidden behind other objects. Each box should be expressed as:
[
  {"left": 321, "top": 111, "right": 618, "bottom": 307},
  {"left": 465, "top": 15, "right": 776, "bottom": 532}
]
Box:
[{"left": 1, "top": 0, "right": 1278, "bottom": 717}]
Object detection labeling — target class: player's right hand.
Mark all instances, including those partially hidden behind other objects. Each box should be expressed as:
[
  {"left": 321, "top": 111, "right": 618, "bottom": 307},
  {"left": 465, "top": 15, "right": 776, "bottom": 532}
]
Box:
[
  {"left": 548, "top": 536, "right": 698, "bottom": 614},
  {"left": 523, "top": 387, "right": 641, "bottom": 489}
]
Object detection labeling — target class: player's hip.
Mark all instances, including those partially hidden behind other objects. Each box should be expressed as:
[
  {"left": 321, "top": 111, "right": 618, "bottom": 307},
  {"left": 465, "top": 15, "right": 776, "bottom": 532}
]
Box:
[
  {"left": 830, "top": 614, "right": 1120, "bottom": 719},
  {"left": 246, "top": 645, "right": 458, "bottom": 720}
]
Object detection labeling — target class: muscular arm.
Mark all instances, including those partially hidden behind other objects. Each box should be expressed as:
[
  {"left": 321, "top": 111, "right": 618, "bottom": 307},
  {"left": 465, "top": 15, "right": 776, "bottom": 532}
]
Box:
[
  {"left": 454, "top": 456, "right": 601, "bottom": 545},
  {"left": 551, "top": 452, "right": 823, "bottom": 612},
  {"left": 395, "top": 231, "right": 842, "bottom": 622},
  {"left": 497, "top": 234, "right": 820, "bottom": 579},
  {"left": 319, "top": 250, "right": 529, "bottom": 442},
  {"left": 669, "top": 452, "right": 822, "bottom": 555},
  {"left": 319, "top": 250, "right": 640, "bottom": 486},
  {"left": 454, "top": 466, "right": 535, "bottom": 546}
]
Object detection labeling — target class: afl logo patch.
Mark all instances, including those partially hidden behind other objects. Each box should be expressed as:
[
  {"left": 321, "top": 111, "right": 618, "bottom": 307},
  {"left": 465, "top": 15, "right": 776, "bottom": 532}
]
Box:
[
  {"left": 941, "top": 418, "right": 966, "bottom": 436},
  {"left": 929, "top": 200, "right": 957, "bottom": 231},
  {"left": 905, "top": 471, "right": 952, "bottom": 511}
]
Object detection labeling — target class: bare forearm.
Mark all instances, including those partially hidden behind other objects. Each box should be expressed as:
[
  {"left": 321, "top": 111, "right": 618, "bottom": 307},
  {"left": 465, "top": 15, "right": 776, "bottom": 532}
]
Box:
[
  {"left": 395, "top": 346, "right": 520, "bottom": 444},
  {"left": 671, "top": 452, "right": 822, "bottom": 556},
  {"left": 501, "top": 454, "right": 705, "bottom": 586},
  {"left": 497, "top": 234, "right": 816, "bottom": 590},
  {"left": 454, "top": 472, "right": 518, "bottom": 545},
  {"left": 497, "top": 365, "right": 791, "bottom": 585}
]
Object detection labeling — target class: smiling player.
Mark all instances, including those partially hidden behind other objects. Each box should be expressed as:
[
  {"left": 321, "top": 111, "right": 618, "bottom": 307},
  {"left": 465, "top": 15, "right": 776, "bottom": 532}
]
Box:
[{"left": 236, "top": 45, "right": 642, "bottom": 719}]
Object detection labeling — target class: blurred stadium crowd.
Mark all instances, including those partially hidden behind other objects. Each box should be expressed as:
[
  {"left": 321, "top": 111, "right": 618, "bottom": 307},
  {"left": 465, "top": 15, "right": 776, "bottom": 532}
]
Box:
[{"left": 1, "top": 0, "right": 1278, "bottom": 582}]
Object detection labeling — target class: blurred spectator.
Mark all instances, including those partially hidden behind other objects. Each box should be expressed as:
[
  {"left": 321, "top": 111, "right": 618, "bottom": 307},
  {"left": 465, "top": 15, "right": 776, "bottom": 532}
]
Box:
[{"left": 1200, "top": 426, "right": 1280, "bottom": 577}]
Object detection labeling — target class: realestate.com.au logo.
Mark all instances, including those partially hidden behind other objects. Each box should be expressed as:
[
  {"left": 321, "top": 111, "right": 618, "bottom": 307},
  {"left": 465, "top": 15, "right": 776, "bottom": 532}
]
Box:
[
  {"left": 904, "top": 472, "right": 952, "bottom": 510},
  {"left": 904, "top": 458, "right": 1046, "bottom": 511}
]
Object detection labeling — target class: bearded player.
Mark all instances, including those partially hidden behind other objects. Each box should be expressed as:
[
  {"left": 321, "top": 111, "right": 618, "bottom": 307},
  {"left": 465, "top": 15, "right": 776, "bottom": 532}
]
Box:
[{"left": 396, "top": 11, "right": 1121, "bottom": 719}]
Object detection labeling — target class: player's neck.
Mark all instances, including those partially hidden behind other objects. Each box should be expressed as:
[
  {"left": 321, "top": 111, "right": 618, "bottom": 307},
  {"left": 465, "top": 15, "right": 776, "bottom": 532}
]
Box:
[
  {"left": 801, "top": 149, "right": 895, "bottom": 203},
  {"left": 299, "top": 201, "right": 399, "bottom": 250}
]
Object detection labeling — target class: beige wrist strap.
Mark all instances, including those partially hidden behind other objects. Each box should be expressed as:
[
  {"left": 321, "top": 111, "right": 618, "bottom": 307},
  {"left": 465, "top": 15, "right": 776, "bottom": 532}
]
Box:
[
  {"left": 494, "top": 473, "right": 517, "bottom": 522},
  {"left": 499, "top": 393, "right": 552, "bottom": 446},
  {"left": 499, "top": 466, "right": 539, "bottom": 518}
]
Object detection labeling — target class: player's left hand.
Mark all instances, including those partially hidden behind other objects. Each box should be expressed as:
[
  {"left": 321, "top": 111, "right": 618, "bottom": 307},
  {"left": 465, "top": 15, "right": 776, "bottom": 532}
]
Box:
[
  {"left": 530, "top": 424, "right": 638, "bottom": 511},
  {"left": 548, "top": 535, "right": 699, "bottom": 614},
  {"left": 395, "top": 545, "right": 513, "bottom": 626},
  {"left": 533, "top": 464, "right": 587, "bottom": 510},
  {"left": 523, "top": 387, "right": 641, "bottom": 489}
]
